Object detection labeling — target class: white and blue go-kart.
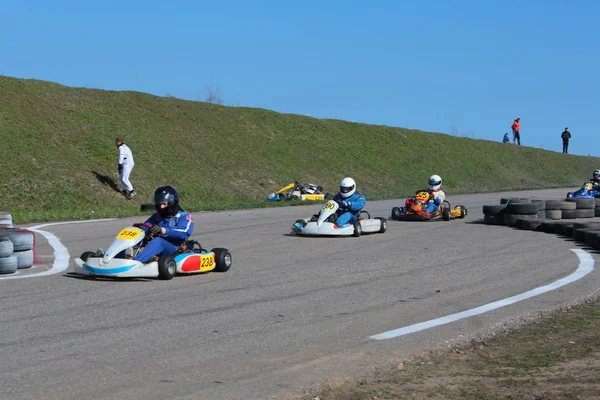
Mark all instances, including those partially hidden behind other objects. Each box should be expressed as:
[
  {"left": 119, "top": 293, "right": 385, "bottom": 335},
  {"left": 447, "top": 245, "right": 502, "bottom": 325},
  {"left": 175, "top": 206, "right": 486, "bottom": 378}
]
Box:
[
  {"left": 73, "top": 223, "right": 232, "bottom": 280},
  {"left": 292, "top": 200, "right": 387, "bottom": 237}
]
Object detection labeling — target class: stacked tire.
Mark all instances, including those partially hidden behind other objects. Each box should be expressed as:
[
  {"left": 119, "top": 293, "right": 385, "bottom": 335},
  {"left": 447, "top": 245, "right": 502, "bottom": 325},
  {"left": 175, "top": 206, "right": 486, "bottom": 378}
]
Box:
[
  {"left": 559, "top": 200, "right": 577, "bottom": 220},
  {"left": 566, "top": 198, "right": 595, "bottom": 219},
  {"left": 545, "top": 200, "right": 562, "bottom": 220},
  {"left": 0, "top": 212, "right": 35, "bottom": 274},
  {"left": 501, "top": 198, "right": 538, "bottom": 227},
  {"left": 596, "top": 196, "right": 600, "bottom": 217},
  {"left": 0, "top": 212, "right": 12, "bottom": 228}
]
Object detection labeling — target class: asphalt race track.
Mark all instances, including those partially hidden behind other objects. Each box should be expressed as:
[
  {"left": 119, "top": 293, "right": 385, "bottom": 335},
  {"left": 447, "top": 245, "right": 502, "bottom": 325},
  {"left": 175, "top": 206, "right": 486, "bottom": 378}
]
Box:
[{"left": 1, "top": 188, "right": 599, "bottom": 400}]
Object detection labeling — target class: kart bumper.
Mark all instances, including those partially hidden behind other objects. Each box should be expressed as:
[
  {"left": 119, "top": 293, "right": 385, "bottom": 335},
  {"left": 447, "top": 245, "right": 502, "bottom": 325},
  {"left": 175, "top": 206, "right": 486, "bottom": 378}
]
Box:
[{"left": 73, "top": 257, "right": 160, "bottom": 278}]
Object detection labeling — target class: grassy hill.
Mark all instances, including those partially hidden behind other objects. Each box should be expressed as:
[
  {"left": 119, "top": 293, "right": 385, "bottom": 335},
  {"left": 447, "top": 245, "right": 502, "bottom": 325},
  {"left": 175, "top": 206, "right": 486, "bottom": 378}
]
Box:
[{"left": 1, "top": 75, "right": 598, "bottom": 223}]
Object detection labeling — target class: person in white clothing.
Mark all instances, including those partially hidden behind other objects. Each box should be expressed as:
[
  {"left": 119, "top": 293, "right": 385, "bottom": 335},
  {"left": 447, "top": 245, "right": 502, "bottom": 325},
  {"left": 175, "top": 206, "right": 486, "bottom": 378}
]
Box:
[
  {"left": 115, "top": 138, "right": 136, "bottom": 199},
  {"left": 425, "top": 174, "right": 445, "bottom": 213}
]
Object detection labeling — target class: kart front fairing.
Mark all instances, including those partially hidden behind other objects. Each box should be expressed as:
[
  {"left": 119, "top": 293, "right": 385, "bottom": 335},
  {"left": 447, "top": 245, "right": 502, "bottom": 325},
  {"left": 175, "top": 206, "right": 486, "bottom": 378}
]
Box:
[{"left": 73, "top": 226, "right": 161, "bottom": 278}]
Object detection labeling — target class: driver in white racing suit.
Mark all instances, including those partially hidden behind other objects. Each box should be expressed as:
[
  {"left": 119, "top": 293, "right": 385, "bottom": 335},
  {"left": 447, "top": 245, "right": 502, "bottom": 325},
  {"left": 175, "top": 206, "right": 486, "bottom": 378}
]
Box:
[{"left": 425, "top": 174, "right": 445, "bottom": 213}]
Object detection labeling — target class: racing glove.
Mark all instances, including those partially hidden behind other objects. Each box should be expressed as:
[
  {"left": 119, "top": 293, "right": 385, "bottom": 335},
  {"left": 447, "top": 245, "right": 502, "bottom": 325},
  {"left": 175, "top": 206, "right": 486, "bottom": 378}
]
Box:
[
  {"left": 149, "top": 225, "right": 163, "bottom": 236},
  {"left": 340, "top": 200, "right": 351, "bottom": 208},
  {"left": 118, "top": 164, "right": 123, "bottom": 173}
]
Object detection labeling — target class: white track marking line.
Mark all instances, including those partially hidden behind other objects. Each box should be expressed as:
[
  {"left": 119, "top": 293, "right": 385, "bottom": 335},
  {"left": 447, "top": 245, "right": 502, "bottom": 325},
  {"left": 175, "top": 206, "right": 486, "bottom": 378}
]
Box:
[
  {"left": 0, "top": 219, "right": 115, "bottom": 280},
  {"left": 370, "top": 249, "right": 594, "bottom": 340}
]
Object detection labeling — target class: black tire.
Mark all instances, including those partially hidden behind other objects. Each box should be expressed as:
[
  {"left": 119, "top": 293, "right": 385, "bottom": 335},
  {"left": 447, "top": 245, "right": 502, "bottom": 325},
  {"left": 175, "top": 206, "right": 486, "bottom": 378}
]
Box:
[
  {"left": 0, "top": 255, "right": 18, "bottom": 274},
  {"left": 376, "top": 217, "right": 387, "bottom": 233},
  {"left": 559, "top": 201, "right": 576, "bottom": 210},
  {"left": 531, "top": 199, "right": 546, "bottom": 210},
  {"left": 317, "top": 186, "right": 323, "bottom": 193},
  {"left": 540, "top": 221, "right": 556, "bottom": 233},
  {"left": 573, "top": 227, "right": 593, "bottom": 242},
  {"left": 567, "top": 197, "right": 595, "bottom": 209},
  {"left": 80, "top": 251, "right": 97, "bottom": 262},
  {"left": 520, "top": 219, "right": 544, "bottom": 231},
  {"left": 537, "top": 210, "right": 546, "bottom": 219},
  {"left": 442, "top": 207, "right": 450, "bottom": 221},
  {"left": 212, "top": 248, "right": 232, "bottom": 272},
  {"left": 562, "top": 209, "right": 577, "bottom": 219},
  {"left": 353, "top": 221, "right": 362, "bottom": 237},
  {"left": 506, "top": 203, "right": 538, "bottom": 215},
  {"left": 483, "top": 214, "right": 503, "bottom": 225},
  {"left": 545, "top": 200, "right": 561, "bottom": 210},
  {"left": 482, "top": 205, "right": 506, "bottom": 215},
  {"left": 457, "top": 205, "right": 467, "bottom": 218},
  {"left": 0, "top": 237, "right": 13, "bottom": 258},
  {"left": 14, "top": 249, "right": 34, "bottom": 269},
  {"left": 500, "top": 197, "right": 530, "bottom": 204},
  {"left": 391, "top": 207, "right": 403, "bottom": 220},
  {"left": 546, "top": 209, "right": 562, "bottom": 220},
  {"left": 158, "top": 255, "right": 177, "bottom": 280},
  {"left": 504, "top": 213, "right": 536, "bottom": 227},
  {"left": 553, "top": 221, "right": 574, "bottom": 235},
  {"left": 576, "top": 209, "right": 595, "bottom": 218},
  {"left": 596, "top": 207, "right": 600, "bottom": 217},
  {"left": 584, "top": 230, "right": 600, "bottom": 247}
]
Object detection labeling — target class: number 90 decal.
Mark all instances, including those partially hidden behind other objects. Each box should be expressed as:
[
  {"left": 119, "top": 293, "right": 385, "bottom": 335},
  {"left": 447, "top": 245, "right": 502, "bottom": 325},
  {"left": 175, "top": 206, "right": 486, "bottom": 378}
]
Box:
[{"left": 323, "top": 201, "right": 337, "bottom": 210}]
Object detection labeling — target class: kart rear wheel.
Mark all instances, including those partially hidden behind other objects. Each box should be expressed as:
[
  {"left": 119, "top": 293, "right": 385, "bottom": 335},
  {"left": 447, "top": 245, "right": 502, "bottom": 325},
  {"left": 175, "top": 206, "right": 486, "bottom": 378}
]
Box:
[
  {"left": 212, "top": 248, "right": 232, "bottom": 272},
  {"left": 376, "top": 217, "right": 387, "bottom": 233},
  {"left": 457, "top": 205, "right": 467, "bottom": 218},
  {"left": 158, "top": 255, "right": 177, "bottom": 280},
  {"left": 80, "top": 251, "right": 97, "bottom": 262},
  {"left": 353, "top": 221, "right": 362, "bottom": 237},
  {"left": 442, "top": 207, "right": 451, "bottom": 221}
]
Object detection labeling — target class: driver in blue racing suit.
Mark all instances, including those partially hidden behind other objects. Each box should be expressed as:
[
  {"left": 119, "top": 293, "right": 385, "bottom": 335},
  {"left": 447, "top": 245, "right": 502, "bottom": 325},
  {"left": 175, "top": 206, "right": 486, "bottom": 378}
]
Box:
[
  {"left": 332, "top": 177, "right": 366, "bottom": 228},
  {"left": 133, "top": 185, "right": 194, "bottom": 263},
  {"left": 425, "top": 174, "right": 446, "bottom": 213}
]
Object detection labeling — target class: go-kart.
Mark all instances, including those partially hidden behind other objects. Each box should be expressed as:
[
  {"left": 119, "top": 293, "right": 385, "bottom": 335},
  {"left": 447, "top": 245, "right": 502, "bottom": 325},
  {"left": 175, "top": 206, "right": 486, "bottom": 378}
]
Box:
[
  {"left": 291, "top": 200, "right": 387, "bottom": 237},
  {"left": 391, "top": 190, "right": 467, "bottom": 221},
  {"left": 73, "top": 223, "right": 232, "bottom": 280},
  {"left": 566, "top": 182, "right": 600, "bottom": 199},
  {"left": 267, "top": 181, "right": 332, "bottom": 202}
]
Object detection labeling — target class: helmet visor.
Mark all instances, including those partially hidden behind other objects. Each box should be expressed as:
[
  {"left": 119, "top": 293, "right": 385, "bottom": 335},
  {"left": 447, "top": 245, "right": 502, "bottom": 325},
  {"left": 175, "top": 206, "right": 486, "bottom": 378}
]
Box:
[{"left": 340, "top": 184, "right": 355, "bottom": 194}]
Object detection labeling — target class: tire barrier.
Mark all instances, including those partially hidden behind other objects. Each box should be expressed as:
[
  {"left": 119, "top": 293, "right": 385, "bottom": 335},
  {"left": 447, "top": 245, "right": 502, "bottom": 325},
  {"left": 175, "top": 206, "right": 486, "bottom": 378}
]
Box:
[
  {"left": 482, "top": 199, "right": 600, "bottom": 250},
  {"left": 0, "top": 213, "right": 36, "bottom": 273}
]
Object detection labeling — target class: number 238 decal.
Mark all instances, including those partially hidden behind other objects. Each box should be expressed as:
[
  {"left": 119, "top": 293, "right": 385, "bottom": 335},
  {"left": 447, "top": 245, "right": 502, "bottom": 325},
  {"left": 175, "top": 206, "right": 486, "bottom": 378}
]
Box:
[{"left": 201, "top": 255, "right": 215, "bottom": 268}]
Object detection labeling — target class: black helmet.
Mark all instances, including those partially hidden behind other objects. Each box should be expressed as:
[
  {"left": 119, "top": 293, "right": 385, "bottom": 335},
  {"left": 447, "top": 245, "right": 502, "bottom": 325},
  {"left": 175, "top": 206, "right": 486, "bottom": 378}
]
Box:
[{"left": 154, "top": 186, "right": 180, "bottom": 218}]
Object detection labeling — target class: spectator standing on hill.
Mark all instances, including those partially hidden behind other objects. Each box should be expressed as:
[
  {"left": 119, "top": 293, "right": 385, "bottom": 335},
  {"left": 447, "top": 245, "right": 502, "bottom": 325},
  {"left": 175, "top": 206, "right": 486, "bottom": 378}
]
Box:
[
  {"left": 502, "top": 133, "right": 510, "bottom": 143},
  {"left": 115, "top": 138, "right": 136, "bottom": 199},
  {"left": 511, "top": 118, "right": 521, "bottom": 145},
  {"left": 561, "top": 127, "right": 571, "bottom": 154}
]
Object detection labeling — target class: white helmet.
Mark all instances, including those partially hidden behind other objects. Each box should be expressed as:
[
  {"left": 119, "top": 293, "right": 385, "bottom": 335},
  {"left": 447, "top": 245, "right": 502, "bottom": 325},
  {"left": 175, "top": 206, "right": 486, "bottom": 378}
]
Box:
[
  {"left": 593, "top": 170, "right": 600, "bottom": 181},
  {"left": 428, "top": 174, "right": 442, "bottom": 191},
  {"left": 339, "top": 177, "right": 356, "bottom": 198}
]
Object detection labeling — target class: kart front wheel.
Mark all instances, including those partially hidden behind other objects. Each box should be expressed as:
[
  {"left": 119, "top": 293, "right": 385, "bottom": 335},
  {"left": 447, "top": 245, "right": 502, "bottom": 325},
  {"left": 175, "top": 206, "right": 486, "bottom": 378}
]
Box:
[
  {"left": 376, "top": 217, "right": 387, "bottom": 233},
  {"left": 80, "top": 251, "right": 97, "bottom": 262},
  {"left": 442, "top": 207, "right": 451, "bottom": 221},
  {"left": 353, "top": 221, "right": 362, "bottom": 237},
  {"left": 212, "top": 248, "right": 232, "bottom": 272},
  {"left": 158, "top": 255, "right": 177, "bottom": 280},
  {"left": 391, "top": 207, "right": 402, "bottom": 220}
]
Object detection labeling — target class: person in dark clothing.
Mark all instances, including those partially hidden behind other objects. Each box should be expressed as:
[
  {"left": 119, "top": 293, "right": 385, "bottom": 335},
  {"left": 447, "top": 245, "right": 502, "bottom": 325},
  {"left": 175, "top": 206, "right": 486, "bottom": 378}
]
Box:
[
  {"left": 502, "top": 133, "right": 510, "bottom": 143},
  {"left": 561, "top": 127, "right": 571, "bottom": 154}
]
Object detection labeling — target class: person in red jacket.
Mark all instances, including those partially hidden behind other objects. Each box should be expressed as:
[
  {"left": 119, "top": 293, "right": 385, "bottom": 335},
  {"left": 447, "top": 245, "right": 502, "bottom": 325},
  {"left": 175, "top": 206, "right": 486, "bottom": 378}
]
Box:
[{"left": 511, "top": 118, "right": 521, "bottom": 145}]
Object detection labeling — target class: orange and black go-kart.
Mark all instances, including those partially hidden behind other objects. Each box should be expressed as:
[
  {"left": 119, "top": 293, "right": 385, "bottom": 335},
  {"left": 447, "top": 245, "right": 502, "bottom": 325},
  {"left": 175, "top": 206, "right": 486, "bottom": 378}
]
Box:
[{"left": 391, "top": 190, "right": 467, "bottom": 221}]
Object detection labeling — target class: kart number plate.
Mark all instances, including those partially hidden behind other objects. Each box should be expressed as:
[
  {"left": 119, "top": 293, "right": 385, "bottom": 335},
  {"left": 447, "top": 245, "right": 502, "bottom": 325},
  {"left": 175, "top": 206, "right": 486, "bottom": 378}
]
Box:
[
  {"left": 201, "top": 254, "right": 215, "bottom": 269},
  {"left": 303, "top": 194, "right": 323, "bottom": 201},
  {"left": 116, "top": 228, "right": 143, "bottom": 240},
  {"left": 322, "top": 200, "right": 337, "bottom": 211}
]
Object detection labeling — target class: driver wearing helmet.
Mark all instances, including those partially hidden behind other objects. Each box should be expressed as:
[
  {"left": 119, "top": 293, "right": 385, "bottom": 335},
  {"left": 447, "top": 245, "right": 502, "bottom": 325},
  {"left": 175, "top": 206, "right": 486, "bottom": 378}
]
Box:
[
  {"left": 133, "top": 186, "right": 194, "bottom": 263},
  {"left": 425, "top": 174, "right": 445, "bottom": 213},
  {"left": 332, "top": 177, "right": 366, "bottom": 228},
  {"left": 592, "top": 170, "right": 600, "bottom": 185}
]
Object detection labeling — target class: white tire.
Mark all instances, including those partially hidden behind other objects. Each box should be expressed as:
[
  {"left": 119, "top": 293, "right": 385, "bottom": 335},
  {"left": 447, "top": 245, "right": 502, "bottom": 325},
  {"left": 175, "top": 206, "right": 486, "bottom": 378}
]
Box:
[
  {"left": 0, "top": 255, "right": 18, "bottom": 274},
  {"left": 13, "top": 249, "right": 34, "bottom": 269},
  {"left": 0, "top": 237, "right": 14, "bottom": 258}
]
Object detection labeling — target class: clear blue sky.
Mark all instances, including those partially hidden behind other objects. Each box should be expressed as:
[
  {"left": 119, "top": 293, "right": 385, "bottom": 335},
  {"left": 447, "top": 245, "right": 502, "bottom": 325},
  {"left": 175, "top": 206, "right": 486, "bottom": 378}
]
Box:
[{"left": 2, "top": 0, "right": 598, "bottom": 156}]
